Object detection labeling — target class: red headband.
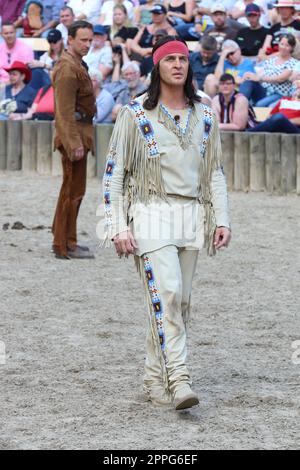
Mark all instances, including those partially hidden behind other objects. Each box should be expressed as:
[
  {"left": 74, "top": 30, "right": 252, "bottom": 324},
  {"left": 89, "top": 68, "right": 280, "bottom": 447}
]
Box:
[{"left": 153, "top": 40, "right": 189, "bottom": 65}]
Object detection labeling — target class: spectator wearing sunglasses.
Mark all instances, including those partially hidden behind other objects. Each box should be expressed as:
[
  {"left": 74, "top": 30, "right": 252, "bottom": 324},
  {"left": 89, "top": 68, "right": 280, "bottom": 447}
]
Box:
[
  {"left": 0, "top": 22, "right": 34, "bottom": 83},
  {"left": 204, "top": 39, "right": 255, "bottom": 98}
]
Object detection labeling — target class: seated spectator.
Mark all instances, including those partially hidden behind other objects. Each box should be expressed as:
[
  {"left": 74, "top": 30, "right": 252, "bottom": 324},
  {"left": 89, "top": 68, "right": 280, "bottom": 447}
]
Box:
[
  {"left": 247, "top": 78, "right": 300, "bottom": 133},
  {"left": 243, "top": 33, "right": 299, "bottom": 106},
  {"left": 139, "top": 28, "right": 168, "bottom": 77},
  {"left": 56, "top": 6, "right": 75, "bottom": 48},
  {"left": 130, "top": 5, "right": 176, "bottom": 62},
  {"left": 2, "top": 61, "right": 36, "bottom": 119},
  {"left": 134, "top": 0, "right": 157, "bottom": 26},
  {"left": 66, "top": 0, "right": 102, "bottom": 25},
  {"left": 104, "top": 61, "right": 146, "bottom": 120},
  {"left": 99, "top": 0, "right": 134, "bottom": 26},
  {"left": 83, "top": 25, "right": 113, "bottom": 80},
  {"left": 235, "top": 4, "right": 269, "bottom": 58},
  {"left": 206, "top": 3, "right": 243, "bottom": 52},
  {"left": 204, "top": 39, "right": 255, "bottom": 98},
  {"left": 17, "top": 0, "right": 64, "bottom": 38},
  {"left": 190, "top": 35, "right": 219, "bottom": 90},
  {"left": 165, "top": 0, "right": 195, "bottom": 27},
  {"left": 9, "top": 83, "right": 54, "bottom": 120},
  {"left": 89, "top": 69, "right": 115, "bottom": 123},
  {"left": 229, "top": 0, "right": 270, "bottom": 28},
  {"left": 110, "top": 4, "right": 138, "bottom": 43},
  {"left": 259, "top": 0, "right": 300, "bottom": 60},
  {"left": 28, "top": 29, "right": 64, "bottom": 73},
  {"left": 212, "top": 73, "right": 254, "bottom": 130},
  {"left": 175, "top": 1, "right": 239, "bottom": 41},
  {"left": 0, "top": 1, "right": 26, "bottom": 27},
  {"left": 0, "top": 22, "right": 34, "bottom": 83}
]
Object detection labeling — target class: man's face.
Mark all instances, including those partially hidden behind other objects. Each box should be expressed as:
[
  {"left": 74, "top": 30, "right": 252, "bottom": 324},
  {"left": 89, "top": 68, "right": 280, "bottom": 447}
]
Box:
[
  {"left": 60, "top": 9, "right": 74, "bottom": 27},
  {"left": 9, "top": 70, "right": 24, "bottom": 86},
  {"left": 159, "top": 53, "right": 189, "bottom": 88},
  {"left": 68, "top": 28, "right": 93, "bottom": 57},
  {"left": 247, "top": 13, "right": 260, "bottom": 28},
  {"left": 1, "top": 25, "right": 16, "bottom": 47},
  {"left": 200, "top": 46, "right": 216, "bottom": 62},
  {"left": 219, "top": 79, "right": 235, "bottom": 96},
  {"left": 152, "top": 12, "right": 165, "bottom": 24},
  {"left": 226, "top": 48, "right": 241, "bottom": 65},
  {"left": 92, "top": 33, "right": 106, "bottom": 49},
  {"left": 123, "top": 67, "right": 140, "bottom": 90},
  {"left": 278, "top": 7, "right": 294, "bottom": 21},
  {"left": 212, "top": 12, "right": 226, "bottom": 28}
]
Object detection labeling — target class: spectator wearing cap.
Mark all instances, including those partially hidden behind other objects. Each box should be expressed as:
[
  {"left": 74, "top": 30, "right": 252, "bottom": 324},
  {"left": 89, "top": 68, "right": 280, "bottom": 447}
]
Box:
[
  {"left": 205, "top": 3, "right": 244, "bottom": 52},
  {"left": 67, "top": 0, "right": 102, "bottom": 25},
  {"left": 130, "top": 5, "right": 176, "bottom": 62},
  {"left": 235, "top": 4, "right": 269, "bottom": 58},
  {"left": 212, "top": 72, "right": 250, "bottom": 130},
  {"left": 2, "top": 60, "right": 36, "bottom": 118},
  {"left": 0, "top": 22, "right": 34, "bottom": 83},
  {"left": 17, "top": 0, "right": 65, "bottom": 38},
  {"left": 83, "top": 25, "right": 113, "bottom": 80},
  {"left": 190, "top": 35, "right": 219, "bottom": 90},
  {"left": 175, "top": 0, "right": 238, "bottom": 41},
  {"left": 99, "top": 0, "right": 134, "bottom": 26},
  {"left": 89, "top": 69, "right": 115, "bottom": 123},
  {"left": 28, "top": 29, "right": 64, "bottom": 74},
  {"left": 204, "top": 39, "right": 255, "bottom": 98},
  {"left": 229, "top": 0, "right": 270, "bottom": 28},
  {"left": 56, "top": 6, "right": 75, "bottom": 48},
  {"left": 259, "top": 0, "right": 300, "bottom": 60}
]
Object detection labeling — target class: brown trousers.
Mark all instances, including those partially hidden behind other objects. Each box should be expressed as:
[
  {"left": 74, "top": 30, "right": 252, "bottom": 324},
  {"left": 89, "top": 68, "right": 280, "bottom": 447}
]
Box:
[{"left": 52, "top": 148, "right": 87, "bottom": 256}]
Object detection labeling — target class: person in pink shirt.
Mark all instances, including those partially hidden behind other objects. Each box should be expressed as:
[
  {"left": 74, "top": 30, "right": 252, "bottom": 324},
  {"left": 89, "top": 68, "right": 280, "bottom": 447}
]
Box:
[{"left": 0, "top": 22, "right": 34, "bottom": 83}]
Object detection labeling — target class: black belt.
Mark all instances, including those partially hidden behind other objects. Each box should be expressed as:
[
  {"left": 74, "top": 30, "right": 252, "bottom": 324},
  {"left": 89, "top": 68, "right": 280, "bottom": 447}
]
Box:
[{"left": 75, "top": 112, "right": 93, "bottom": 124}]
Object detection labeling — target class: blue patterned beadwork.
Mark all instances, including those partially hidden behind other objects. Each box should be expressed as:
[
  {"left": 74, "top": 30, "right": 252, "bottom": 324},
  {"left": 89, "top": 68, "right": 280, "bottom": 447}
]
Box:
[
  {"left": 103, "top": 149, "right": 117, "bottom": 227},
  {"left": 159, "top": 103, "right": 193, "bottom": 136},
  {"left": 200, "top": 105, "right": 214, "bottom": 158},
  {"left": 143, "top": 255, "right": 166, "bottom": 353},
  {"left": 127, "top": 100, "right": 160, "bottom": 158}
]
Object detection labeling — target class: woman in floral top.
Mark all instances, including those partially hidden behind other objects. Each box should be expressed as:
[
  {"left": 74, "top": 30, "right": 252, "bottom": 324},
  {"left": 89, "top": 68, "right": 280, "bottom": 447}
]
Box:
[{"left": 243, "top": 33, "right": 299, "bottom": 107}]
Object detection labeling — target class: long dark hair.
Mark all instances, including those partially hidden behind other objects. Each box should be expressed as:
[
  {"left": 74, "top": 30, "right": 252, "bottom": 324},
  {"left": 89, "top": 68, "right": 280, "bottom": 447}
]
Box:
[{"left": 141, "top": 36, "right": 201, "bottom": 110}]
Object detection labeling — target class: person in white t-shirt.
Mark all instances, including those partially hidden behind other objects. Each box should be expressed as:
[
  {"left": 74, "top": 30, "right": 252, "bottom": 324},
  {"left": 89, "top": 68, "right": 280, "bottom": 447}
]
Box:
[
  {"left": 67, "top": 0, "right": 103, "bottom": 25},
  {"left": 99, "top": 0, "right": 134, "bottom": 26},
  {"left": 56, "top": 5, "right": 75, "bottom": 48}
]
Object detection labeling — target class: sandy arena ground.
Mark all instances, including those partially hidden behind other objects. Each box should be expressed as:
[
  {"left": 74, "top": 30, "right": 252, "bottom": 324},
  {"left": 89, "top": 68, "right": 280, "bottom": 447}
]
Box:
[{"left": 0, "top": 174, "right": 299, "bottom": 450}]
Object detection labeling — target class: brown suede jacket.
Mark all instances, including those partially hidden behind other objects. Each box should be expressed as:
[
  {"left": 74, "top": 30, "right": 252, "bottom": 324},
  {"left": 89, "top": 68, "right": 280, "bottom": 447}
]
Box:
[{"left": 53, "top": 51, "right": 96, "bottom": 158}]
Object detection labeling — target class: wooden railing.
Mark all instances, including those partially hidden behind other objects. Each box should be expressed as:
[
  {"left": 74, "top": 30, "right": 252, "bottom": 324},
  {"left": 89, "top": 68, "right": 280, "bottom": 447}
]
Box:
[{"left": 0, "top": 121, "right": 299, "bottom": 195}]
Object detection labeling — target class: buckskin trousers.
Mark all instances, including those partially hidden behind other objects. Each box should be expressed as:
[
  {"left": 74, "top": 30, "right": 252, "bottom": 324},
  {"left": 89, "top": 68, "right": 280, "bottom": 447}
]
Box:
[
  {"left": 137, "top": 245, "right": 199, "bottom": 397},
  {"left": 52, "top": 147, "right": 87, "bottom": 257}
]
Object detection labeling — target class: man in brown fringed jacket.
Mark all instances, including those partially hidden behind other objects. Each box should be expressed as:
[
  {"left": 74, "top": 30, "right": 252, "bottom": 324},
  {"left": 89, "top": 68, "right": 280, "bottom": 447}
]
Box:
[{"left": 52, "top": 20, "right": 96, "bottom": 259}]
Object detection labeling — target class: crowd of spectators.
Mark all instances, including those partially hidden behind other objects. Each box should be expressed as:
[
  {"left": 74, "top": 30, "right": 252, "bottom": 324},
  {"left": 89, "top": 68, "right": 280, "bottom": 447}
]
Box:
[{"left": 0, "top": 0, "right": 299, "bottom": 132}]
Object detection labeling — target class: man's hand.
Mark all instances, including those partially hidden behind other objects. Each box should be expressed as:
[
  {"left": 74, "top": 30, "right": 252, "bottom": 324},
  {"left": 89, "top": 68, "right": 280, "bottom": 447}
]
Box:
[
  {"left": 72, "top": 146, "right": 85, "bottom": 161},
  {"left": 114, "top": 230, "right": 138, "bottom": 257},
  {"left": 214, "top": 226, "right": 231, "bottom": 250}
]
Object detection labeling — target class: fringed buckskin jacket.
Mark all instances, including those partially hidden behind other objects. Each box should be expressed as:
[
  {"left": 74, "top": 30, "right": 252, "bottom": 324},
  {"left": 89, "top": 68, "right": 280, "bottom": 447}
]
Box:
[{"left": 103, "top": 94, "right": 230, "bottom": 256}]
